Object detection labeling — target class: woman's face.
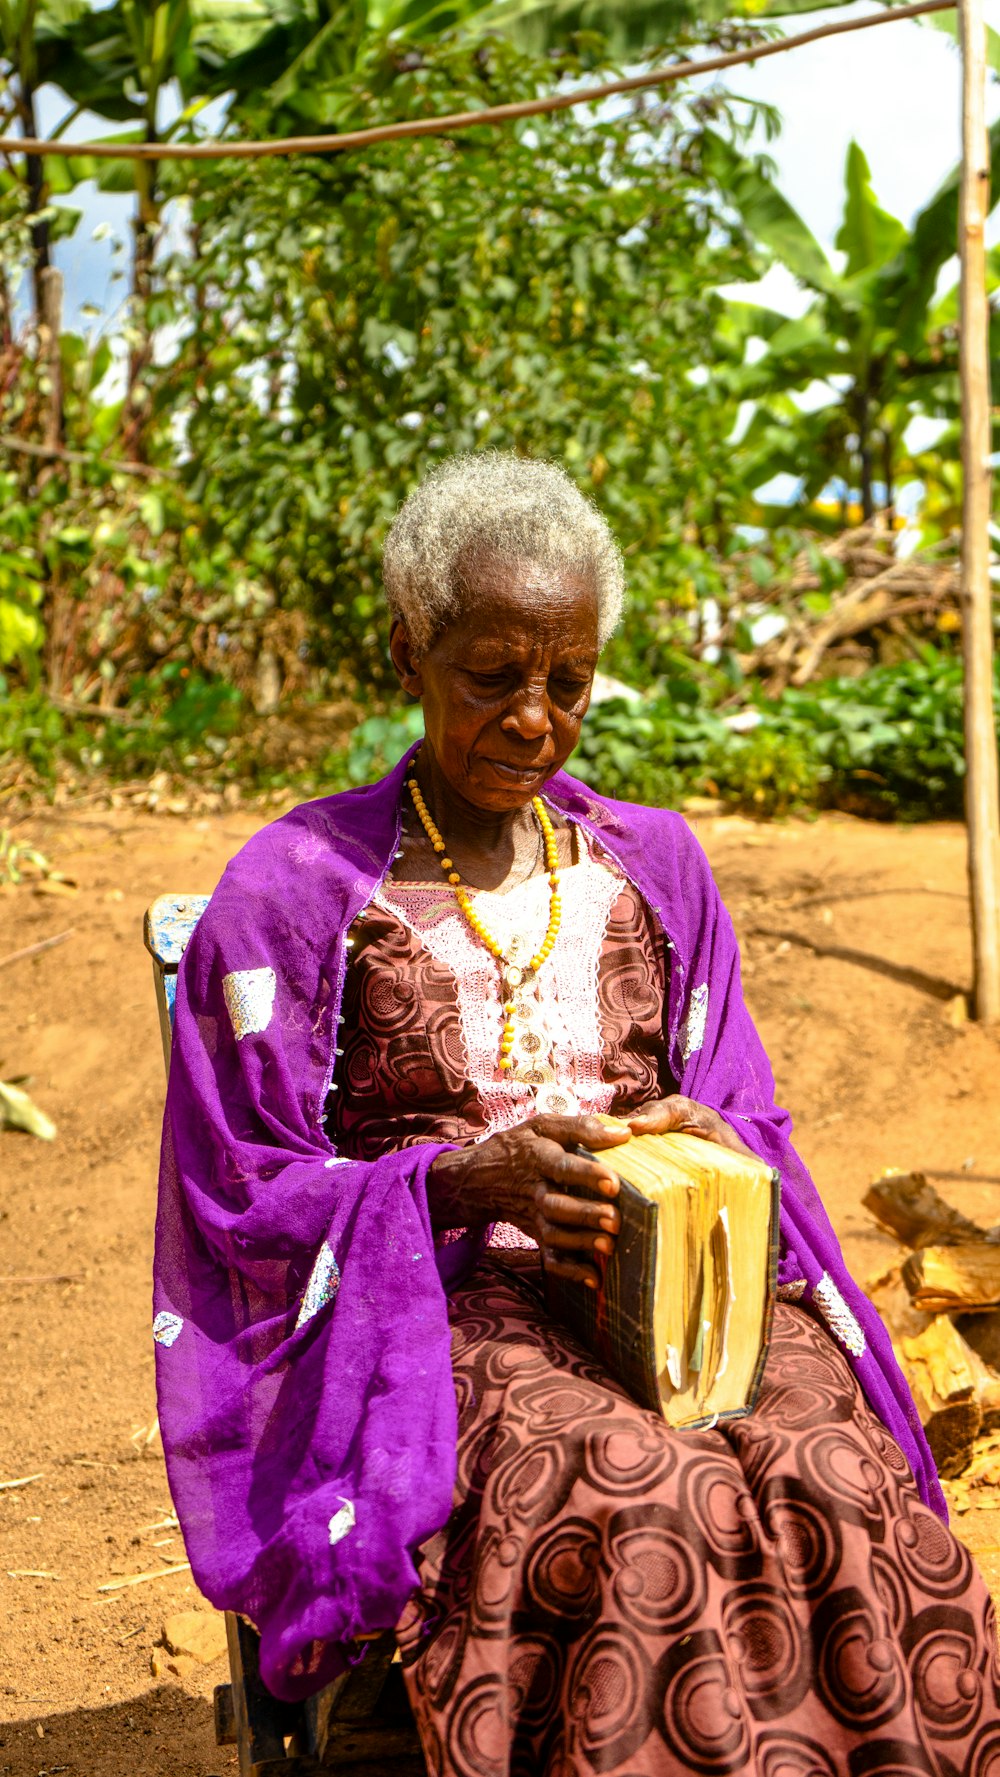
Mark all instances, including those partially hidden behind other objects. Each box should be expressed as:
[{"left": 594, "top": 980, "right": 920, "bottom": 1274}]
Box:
[{"left": 390, "top": 554, "right": 600, "bottom": 813}]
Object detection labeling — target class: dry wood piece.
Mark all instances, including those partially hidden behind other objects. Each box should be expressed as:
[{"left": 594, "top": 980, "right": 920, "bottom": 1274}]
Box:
[
  {"left": 903, "top": 1246, "right": 1000, "bottom": 1312},
  {"left": 865, "top": 1263, "right": 932, "bottom": 1344},
  {"left": 899, "top": 1316, "right": 985, "bottom": 1477},
  {"left": 0, "top": 1473, "right": 43, "bottom": 1491},
  {"left": 863, "top": 1172, "right": 991, "bottom": 1249},
  {"left": 97, "top": 1561, "right": 191, "bottom": 1593},
  {"left": 957, "top": 1311, "right": 1000, "bottom": 1372}
]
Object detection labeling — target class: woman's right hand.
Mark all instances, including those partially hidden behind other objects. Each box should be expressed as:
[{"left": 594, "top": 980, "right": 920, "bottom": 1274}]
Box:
[{"left": 428, "top": 1114, "right": 631, "bottom": 1289}]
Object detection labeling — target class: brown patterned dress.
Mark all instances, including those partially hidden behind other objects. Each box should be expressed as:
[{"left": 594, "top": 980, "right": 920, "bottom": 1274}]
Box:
[{"left": 328, "top": 838, "right": 1000, "bottom": 1777}]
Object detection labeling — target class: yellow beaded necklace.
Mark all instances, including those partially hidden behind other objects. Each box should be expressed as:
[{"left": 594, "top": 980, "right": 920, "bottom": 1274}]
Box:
[{"left": 406, "top": 770, "right": 561, "bottom": 1072}]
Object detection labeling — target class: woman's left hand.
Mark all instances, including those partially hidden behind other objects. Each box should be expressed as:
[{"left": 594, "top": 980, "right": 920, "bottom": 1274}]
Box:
[{"left": 625, "top": 1095, "right": 758, "bottom": 1160}]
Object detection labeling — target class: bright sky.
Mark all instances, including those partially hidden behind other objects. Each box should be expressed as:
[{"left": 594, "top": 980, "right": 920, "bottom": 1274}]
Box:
[{"left": 32, "top": 3, "right": 1000, "bottom": 332}]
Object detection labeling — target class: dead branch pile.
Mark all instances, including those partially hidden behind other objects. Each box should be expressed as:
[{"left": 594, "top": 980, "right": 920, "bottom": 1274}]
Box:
[
  {"left": 739, "top": 527, "right": 960, "bottom": 694},
  {"left": 863, "top": 1171, "right": 1000, "bottom": 1499}
]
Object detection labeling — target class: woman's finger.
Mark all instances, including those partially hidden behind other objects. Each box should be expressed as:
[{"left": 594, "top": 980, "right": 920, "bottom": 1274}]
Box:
[
  {"left": 532, "top": 1113, "right": 632, "bottom": 1153},
  {"left": 539, "top": 1220, "right": 616, "bottom": 1256},
  {"left": 627, "top": 1096, "right": 716, "bottom": 1137},
  {"left": 541, "top": 1249, "right": 602, "bottom": 1290},
  {"left": 533, "top": 1140, "right": 621, "bottom": 1200},
  {"left": 538, "top": 1187, "right": 620, "bottom": 1234},
  {"left": 626, "top": 1096, "right": 756, "bottom": 1157}
]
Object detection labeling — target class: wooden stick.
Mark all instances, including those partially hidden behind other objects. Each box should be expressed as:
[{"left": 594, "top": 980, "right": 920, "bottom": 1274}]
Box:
[
  {"left": 7, "top": 1569, "right": 60, "bottom": 1579},
  {"left": 0, "top": 433, "right": 173, "bottom": 479},
  {"left": 0, "top": 1473, "right": 43, "bottom": 1491},
  {"left": 48, "top": 697, "right": 142, "bottom": 727},
  {"left": 960, "top": 0, "right": 1000, "bottom": 1024},
  {"left": 97, "top": 1561, "right": 191, "bottom": 1593},
  {"left": 0, "top": 930, "right": 74, "bottom": 972},
  {"left": 0, "top": 0, "right": 956, "bottom": 164}
]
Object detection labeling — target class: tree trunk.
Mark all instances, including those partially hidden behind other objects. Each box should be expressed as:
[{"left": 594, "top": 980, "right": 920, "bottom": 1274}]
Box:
[
  {"left": 123, "top": 148, "right": 160, "bottom": 461},
  {"left": 849, "top": 389, "right": 875, "bottom": 522},
  {"left": 19, "top": 81, "right": 51, "bottom": 335},
  {"left": 37, "top": 265, "right": 64, "bottom": 466},
  {"left": 959, "top": 0, "right": 1000, "bottom": 1023},
  {"left": 882, "top": 428, "right": 895, "bottom": 531}
]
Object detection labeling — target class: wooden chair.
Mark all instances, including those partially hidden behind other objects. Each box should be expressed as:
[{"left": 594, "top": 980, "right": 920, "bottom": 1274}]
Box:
[{"left": 144, "top": 894, "right": 425, "bottom": 1777}]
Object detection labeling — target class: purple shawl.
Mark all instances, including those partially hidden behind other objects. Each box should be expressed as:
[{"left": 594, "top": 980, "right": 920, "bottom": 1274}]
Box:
[{"left": 153, "top": 745, "right": 944, "bottom": 1701}]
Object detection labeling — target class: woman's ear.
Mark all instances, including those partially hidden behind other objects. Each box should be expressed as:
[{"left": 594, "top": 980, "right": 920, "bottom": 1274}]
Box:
[{"left": 389, "top": 618, "right": 423, "bottom": 697}]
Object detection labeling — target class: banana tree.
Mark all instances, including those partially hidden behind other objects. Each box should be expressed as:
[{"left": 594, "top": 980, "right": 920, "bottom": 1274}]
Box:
[{"left": 711, "top": 133, "right": 1000, "bottom": 526}]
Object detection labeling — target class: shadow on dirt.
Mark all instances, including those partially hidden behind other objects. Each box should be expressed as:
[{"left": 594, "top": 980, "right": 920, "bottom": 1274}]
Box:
[{"left": 0, "top": 1686, "right": 226, "bottom": 1777}]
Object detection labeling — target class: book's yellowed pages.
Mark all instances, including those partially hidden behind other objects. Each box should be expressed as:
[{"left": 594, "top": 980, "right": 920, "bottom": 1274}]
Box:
[{"left": 596, "top": 1123, "right": 776, "bottom": 1427}]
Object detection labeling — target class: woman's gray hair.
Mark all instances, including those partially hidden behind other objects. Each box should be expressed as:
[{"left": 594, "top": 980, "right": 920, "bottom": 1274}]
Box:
[{"left": 382, "top": 451, "right": 625, "bottom": 654}]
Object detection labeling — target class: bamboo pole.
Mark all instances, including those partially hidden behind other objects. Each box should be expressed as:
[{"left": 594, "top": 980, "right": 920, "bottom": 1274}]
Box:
[{"left": 959, "top": 0, "right": 1000, "bottom": 1023}]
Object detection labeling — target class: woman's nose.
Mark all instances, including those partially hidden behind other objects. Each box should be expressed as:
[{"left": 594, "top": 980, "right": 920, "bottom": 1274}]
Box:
[{"left": 500, "top": 684, "right": 552, "bottom": 739}]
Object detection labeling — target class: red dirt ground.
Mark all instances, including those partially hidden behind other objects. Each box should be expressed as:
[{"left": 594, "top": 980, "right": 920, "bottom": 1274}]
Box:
[{"left": 1, "top": 800, "right": 998, "bottom": 1777}]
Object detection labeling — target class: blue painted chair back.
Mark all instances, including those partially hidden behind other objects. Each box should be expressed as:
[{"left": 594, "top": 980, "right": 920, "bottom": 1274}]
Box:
[{"left": 143, "top": 894, "right": 210, "bottom": 1071}]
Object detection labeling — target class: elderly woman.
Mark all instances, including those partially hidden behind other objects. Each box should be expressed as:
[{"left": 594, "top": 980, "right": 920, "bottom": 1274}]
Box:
[{"left": 155, "top": 453, "right": 999, "bottom": 1776}]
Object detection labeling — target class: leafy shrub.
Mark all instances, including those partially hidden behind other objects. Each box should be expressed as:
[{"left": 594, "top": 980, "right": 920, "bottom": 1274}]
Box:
[{"left": 705, "top": 727, "right": 823, "bottom": 817}]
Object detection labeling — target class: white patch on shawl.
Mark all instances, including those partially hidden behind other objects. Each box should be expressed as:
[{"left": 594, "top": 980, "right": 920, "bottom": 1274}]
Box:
[
  {"left": 222, "top": 967, "right": 276, "bottom": 1041},
  {"left": 295, "top": 1241, "right": 341, "bottom": 1331},
  {"left": 679, "top": 981, "right": 709, "bottom": 1063},
  {"left": 153, "top": 1310, "right": 184, "bottom": 1347},
  {"left": 813, "top": 1271, "right": 867, "bottom": 1356},
  {"left": 328, "top": 1497, "right": 356, "bottom": 1546}
]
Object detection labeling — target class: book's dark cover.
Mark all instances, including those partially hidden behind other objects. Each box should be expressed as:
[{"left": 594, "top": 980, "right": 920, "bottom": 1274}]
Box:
[{"left": 543, "top": 1151, "right": 781, "bottom": 1427}]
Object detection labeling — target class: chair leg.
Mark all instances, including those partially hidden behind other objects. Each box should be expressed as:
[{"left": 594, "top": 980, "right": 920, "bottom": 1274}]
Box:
[{"left": 223, "top": 1611, "right": 313, "bottom": 1776}]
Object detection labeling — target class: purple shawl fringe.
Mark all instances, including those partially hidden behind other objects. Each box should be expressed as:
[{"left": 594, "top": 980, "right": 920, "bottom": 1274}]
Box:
[{"left": 153, "top": 745, "right": 944, "bottom": 1700}]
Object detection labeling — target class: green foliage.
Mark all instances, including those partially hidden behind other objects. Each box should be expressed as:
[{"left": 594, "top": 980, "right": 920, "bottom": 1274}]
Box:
[
  {"left": 572, "top": 648, "right": 995, "bottom": 820},
  {"left": 712, "top": 133, "right": 1000, "bottom": 526},
  {"left": 170, "top": 31, "right": 762, "bottom": 689}
]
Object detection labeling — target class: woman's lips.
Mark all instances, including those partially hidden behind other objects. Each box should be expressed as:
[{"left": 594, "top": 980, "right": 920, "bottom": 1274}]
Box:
[{"left": 487, "top": 759, "right": 547, "bottom": 783}]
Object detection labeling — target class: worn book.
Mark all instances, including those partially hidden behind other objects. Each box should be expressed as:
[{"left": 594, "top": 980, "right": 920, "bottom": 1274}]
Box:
[{"left": 544, "top": 1125, "right": 780, "bottom": 1429}]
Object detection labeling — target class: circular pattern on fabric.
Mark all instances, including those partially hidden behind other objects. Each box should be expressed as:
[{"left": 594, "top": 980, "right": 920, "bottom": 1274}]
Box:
[
  {"left": 797, "top": 1429, "right": 887, "bottom": 1538},
  {"left": 845, "top": 1744, "right": 940, "bottom": 1777},
  {"left": 759, "top": 1477, "right": 843, "bottom": 1601},
  {"left": 721, "top": 1583, "right": 810, "bottom": 1721},
  {"left": 568, "top": 1625, "right": 657, "bottom": 1772},
  {"left": 813, "top": 1585, "right": 907, "bottom": 1729},
  {"left": 967, "top": 1720, "right": 1000, "bottom": 1777},
  {"left": 507, "top": 1633, "right": 564, "bottom": 1736},
  {"left": 447, "top": 1674, "right": 508, "bottom": 1777},
  {"left": 905, "top": 1605, "right": 986, "bottom": 1740},
  {"left": 585, "top": 1418, "right": 679, "bottom": 1497},
  {"left": 487, "top": 1437, "right": 577, "bottom": 1529},
  {"left": 418, "top": 1611, "right": 469, "bottom": 1712},
  {"left": 508, "top": 1374, "right": 616, "bottom": 1437},
  {"left": 755, "top": 1730, "right": 840, "bottom": 1777},
  {"left": 524, "top": 1518, "right": 602, "bottom": 1630},
  {"left": 656, "top": 1628, "right": 751, "bottom": 1774},
  {"left": 894, "top": 1499, "right": 974, "bottom": 1598},
  {"left": 607, "top": 1504, "right": 706, "bottom": 1633},
  {"left": 861, "top": 1413, "right": 913, "bottom": 1480},
  {"left": 761, "top": 1377, "right": 853, "bottom": 1433},
  {"left": 680, "top": 1455, "right": 762, "bottom": 1580},
  {"left": 456, "top": 1418, "right": 523, "bottom": 1499},
  {"left": 724, "top": 1415, "right": 790, "bottom": 1494},
  {"left": 870, "top": 1546, "right": 911, "bottom": 1640},
  {"left": 470, "top": 1525, "right": 526, "bottom": 1636},
  {"left": 482, "top": 1339, "right": 551, "bottom": 1388}
]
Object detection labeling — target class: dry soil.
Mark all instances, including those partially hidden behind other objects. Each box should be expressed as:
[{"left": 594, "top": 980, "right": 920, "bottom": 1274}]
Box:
[{"left": 1, "top": 799, "right": 999, "bottom": 1777}]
